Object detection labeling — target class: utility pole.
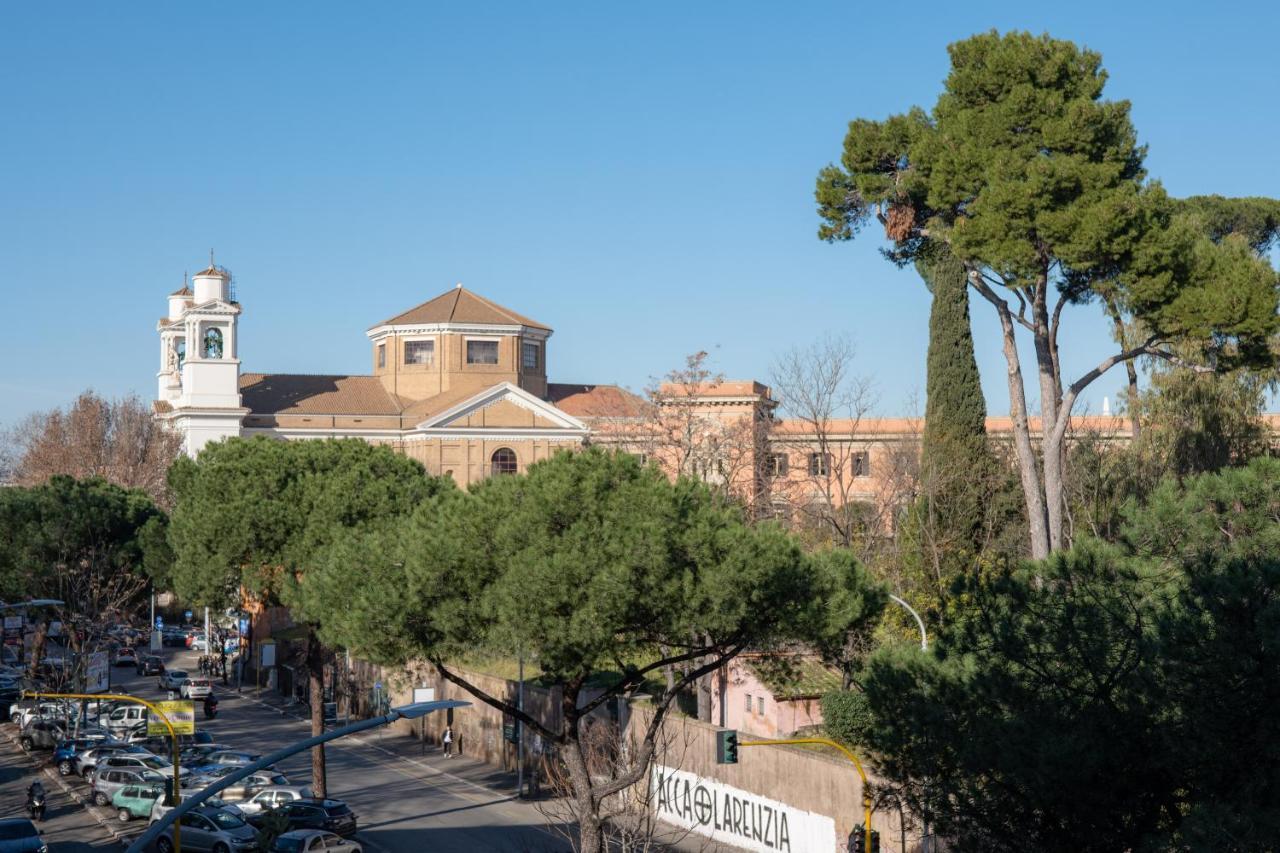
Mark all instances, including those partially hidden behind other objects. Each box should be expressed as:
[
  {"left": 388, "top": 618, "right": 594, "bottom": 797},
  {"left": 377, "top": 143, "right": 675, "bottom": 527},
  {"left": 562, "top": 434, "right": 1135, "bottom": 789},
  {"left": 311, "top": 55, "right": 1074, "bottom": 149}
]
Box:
[{"left": 516, "top": 652, "right": 524, "bottom": 797}]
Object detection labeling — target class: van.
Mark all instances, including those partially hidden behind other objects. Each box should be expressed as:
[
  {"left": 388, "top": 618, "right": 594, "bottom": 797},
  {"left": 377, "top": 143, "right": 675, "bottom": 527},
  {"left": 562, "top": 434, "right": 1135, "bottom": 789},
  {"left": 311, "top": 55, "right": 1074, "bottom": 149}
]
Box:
[{"left": 103, "top": 704, "right": 146, "bottom": 735}]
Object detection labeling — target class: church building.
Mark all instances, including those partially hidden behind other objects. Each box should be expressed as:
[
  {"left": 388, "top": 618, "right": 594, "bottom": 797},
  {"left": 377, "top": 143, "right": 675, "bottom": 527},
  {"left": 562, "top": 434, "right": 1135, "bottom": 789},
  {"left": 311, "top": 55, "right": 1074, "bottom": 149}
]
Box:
[{"left": 154, "top": 262, "right": 645, "bottom": 484}]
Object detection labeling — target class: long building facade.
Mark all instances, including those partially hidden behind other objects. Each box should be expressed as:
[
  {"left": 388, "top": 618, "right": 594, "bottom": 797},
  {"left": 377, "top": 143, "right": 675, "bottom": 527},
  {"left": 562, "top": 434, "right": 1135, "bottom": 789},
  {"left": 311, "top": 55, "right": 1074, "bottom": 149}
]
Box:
[{"left": 153, "top": 262, "right": 1279, "bottom": 529}]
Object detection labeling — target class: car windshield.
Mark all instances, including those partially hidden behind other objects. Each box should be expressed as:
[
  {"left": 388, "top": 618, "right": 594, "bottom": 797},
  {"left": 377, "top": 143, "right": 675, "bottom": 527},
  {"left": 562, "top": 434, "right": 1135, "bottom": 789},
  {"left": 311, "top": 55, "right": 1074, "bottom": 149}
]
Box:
[
  {"left": 169, "top": 671, "right": 187, "bottom": 679},
  {"left": 208, "top": 810, "right": 246, "bottom": 830},
  {"left": 0, "top": 821, "right": 39, "bottom": 840},
  {"left": 141, "top": 770, "right": 166, "bottom": 782},
  {"left": 272, "top": 838, "right": 305, "bottom": 853},
  {"left": 270, "top": 775, "right": 289, "bottom": 785},
  {"left": 323, "top": 802, "right": 351, "bottom": 815},
  {"left": 141, "top": 756, "right": 169, "bottom": 769}
]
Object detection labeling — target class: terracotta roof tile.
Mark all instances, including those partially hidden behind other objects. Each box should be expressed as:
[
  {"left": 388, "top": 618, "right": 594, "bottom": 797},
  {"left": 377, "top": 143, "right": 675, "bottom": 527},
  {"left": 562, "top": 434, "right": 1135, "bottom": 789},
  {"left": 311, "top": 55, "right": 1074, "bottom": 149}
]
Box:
[
  {"left": 375, "top": 286, "right": 549, "bottom": 330},
  {"left": 170, "top": 286, "right": 192, "bottom": 297},
  {"left": 546, "top": 383, "right": 646, "bottom": 418},
  {"left": 194, "top": 265, "right": 226, "bottom": 278},
  {"left": 239, "top": 373, "right": 403, "bottom": 416}
]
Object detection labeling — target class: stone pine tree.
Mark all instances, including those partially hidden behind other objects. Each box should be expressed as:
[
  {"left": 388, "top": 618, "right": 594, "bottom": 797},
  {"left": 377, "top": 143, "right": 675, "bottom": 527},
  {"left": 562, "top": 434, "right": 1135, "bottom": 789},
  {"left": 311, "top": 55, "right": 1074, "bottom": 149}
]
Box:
[
  {"left": 306, "top": 449, "right": 884, "bottom": 853},
  {"left": 816, "top": 31, "right": 1279, "bottom": 558},
  {"left": 167, "top": 437, "right": 447, "bottom": 798}
]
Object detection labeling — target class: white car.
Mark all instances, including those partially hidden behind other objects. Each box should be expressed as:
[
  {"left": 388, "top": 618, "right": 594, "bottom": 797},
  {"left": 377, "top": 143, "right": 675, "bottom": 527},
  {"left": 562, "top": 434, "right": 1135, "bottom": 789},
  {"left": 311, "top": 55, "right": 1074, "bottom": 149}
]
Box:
[
  {"left": 273, "top": 830, "right": 363, "bottom": 853},
  {"left": 180, "top": 677, "right": 213, "bottom": 699},
  {"left": 102, "top": 703, "right": 148, "bottom": 735},
  {"left": 158, "top": 670, "right": 188, "bottom": 693},
  {"left": 235, "top": 785, "right": 314, "bottom": 815},
  {"left": 114, "top": 647, "right": 138, "bottom": 667}
]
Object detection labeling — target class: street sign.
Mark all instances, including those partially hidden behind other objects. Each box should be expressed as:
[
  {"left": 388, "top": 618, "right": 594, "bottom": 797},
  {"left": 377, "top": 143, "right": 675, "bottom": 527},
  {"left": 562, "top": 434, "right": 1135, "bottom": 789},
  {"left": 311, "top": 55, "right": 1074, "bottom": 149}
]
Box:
[
  {"left": 155, "top": 616, "right": 164, "bottom": 629},
  {"left": 238, "top": 617, "right": 249, "bottom": 635},
  {"left": 86, "top": 651, "right": 110, "bottom": 693},
  {"left": 148, "top": 700, "right": 196, "bottom": 736},
  {"left": 259, "top": 641, "right": 276, "bottom": 668},
  {"left": 412, "top": 687, "right": 435, "bottom": 704},
  {"left": 183, "top": 610, "right": 193, "bottom": 622},
  {"left": 374, "top": 681, "right": 382, "bottom": 692}
]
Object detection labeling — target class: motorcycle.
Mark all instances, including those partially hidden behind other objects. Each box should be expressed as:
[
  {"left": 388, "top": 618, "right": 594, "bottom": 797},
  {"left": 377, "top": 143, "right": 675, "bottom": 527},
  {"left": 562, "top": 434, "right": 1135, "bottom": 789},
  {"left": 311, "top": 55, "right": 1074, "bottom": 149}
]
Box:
[
  {"left": 203, "top": 696, "right": 218, "bottom": 720},
  {"left": 27, "top": 786, "right": 46, "bottom": 821}
]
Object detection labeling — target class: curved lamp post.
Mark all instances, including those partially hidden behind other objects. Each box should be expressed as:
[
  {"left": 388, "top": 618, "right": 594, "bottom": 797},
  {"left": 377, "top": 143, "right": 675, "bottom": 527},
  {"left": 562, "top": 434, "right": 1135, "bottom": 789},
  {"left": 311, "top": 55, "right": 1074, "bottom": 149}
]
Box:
[
  {"left": 888, "top": 594, "right": 928, "bottom": 651},
  {"left": 127, "top": 699, "right": 469, "bottom": 853}
]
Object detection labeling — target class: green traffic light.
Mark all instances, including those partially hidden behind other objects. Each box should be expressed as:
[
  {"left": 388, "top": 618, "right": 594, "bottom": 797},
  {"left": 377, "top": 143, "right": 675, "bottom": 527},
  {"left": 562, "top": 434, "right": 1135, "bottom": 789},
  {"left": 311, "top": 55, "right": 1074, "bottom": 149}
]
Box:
[{"left": 716, "top": 729, "right": 739, "bottom": 764}]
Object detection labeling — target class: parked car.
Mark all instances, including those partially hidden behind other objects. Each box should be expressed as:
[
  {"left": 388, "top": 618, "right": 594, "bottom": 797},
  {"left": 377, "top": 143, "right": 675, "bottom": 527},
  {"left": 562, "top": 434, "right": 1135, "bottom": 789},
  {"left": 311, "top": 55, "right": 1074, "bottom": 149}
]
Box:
[
  {"left": 202, "top": 770, "right": 289, "bottom": 802},
  {"left": 189, "top": 633, "right": 210, "bottom": 653},
  {"left": 75, "top": 743, "right": 150, "bottom": 778},
  {"left": 19, "top": 719, "right": 66, "bottom": 751},
  {"left": 178, "top": 744, "right": 230, "bottom": 767},
  {"left": 112, "top": 783, "right": 166, "bottom": 822},
  {"left": 181, "top": 677, "right": 214, "bottom": 699},
  {"left": 270, "top": 830, "right": 361, "bottom": 853},
  {"left": 158, "top": 671, "right": 189, "bottom": 693},
  {"left": 54, "top": 735, "right": 115, "bottom": 775},
  {"left": 151, "top": 796, "right": 242, "bottom": 824},
  {"left": 11, "top": 701, "right": 77, "bottom": 729},
  {"left": 102, "top": 703, "right": 148, "bottom": 735},
  {"left": 235, "top": 786, "right": 314, "bottom": 816},
  {"left": 0, "top": 817, "right": 46, "bottom": 853},
  {"left": 259, "top": 799, "right": 357, "bottom": 838},
  {"left": 114, "top": 648, "right": 138, "bottom": 667},
  {"left": 102, "top": 752, "right": 181, "bottom": 774},
  {"left": 136, "top": 655, "right": 165, "bottom": 676},
  {"left": 154, "top": 806, "right": 257, "bottom": 853},
  {"left": 92, "top": 766, "right": 168, "bottom": 807}
]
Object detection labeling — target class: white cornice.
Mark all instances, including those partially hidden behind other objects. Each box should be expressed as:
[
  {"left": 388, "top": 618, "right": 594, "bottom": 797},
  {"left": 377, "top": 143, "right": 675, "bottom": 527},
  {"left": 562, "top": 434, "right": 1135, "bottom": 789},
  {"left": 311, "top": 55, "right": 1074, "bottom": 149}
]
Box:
[
  {"left": 366, "top": 323, "right": 552, "bottom": 343},
  {"left": 416, "top": 381, "right": 588, "bottom": 432},
  {"left": 413, "top": 426, "right": 588, "bottom": 441}
]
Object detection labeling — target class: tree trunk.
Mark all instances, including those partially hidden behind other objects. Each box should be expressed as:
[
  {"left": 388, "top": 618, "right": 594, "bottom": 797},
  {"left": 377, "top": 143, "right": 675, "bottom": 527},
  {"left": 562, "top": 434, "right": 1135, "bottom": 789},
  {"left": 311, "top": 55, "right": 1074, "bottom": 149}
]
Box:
[
  {"left": 306, "top": 628, "right": 327, "bottom": 798},
  {"left": 28, "top": 619, "right": 48, "bottom": 679},
  {"left": 1032, "top": 283, "right": 1067, "bottom": 553},
  {"left": 995, "top": 300, "right": 1050, "bottom": 558},
  {"left": 563, "top": 731, "right": 604, "bottom": 853}
]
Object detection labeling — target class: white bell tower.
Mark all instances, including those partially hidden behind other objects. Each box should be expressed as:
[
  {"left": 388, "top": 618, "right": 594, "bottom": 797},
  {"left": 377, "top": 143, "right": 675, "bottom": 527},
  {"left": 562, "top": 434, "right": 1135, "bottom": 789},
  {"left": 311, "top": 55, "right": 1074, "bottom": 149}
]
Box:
[{"left": 155, "top": 252, "right": 248, "bottom": 455}]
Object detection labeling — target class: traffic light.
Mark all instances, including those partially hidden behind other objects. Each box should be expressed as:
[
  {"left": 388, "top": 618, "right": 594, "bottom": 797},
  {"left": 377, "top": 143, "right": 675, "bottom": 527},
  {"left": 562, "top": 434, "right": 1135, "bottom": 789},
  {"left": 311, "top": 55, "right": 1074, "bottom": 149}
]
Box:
[
  {"left": 849, "top": 826, "right": 880, "bottom": 853},
  {"left": 716, "top": 729, "right": 739, "bottom": 764}
]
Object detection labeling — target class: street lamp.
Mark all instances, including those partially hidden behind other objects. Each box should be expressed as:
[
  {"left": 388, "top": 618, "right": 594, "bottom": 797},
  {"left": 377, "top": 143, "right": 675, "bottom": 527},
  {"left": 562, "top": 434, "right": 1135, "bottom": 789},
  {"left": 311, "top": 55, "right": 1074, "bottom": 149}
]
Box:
[
  {"left": 127, "top": 699, "right": 470, "bottom": 853},
  {"left": 888, "top": 593, "right": 928, "bottom": 651}
]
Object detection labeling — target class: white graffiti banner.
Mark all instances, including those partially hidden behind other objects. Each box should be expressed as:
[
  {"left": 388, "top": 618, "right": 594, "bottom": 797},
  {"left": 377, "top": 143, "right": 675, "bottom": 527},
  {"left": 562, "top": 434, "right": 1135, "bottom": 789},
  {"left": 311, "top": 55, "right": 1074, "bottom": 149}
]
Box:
[{"left": 650, "top": 764, "right": 837, "bottom": 853}]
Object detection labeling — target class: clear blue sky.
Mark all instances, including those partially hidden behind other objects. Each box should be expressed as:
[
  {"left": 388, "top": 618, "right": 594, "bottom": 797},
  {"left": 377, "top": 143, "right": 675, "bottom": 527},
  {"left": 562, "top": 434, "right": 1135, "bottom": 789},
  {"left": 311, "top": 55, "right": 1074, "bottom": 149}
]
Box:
[{"left": 2, "top": 1, "right": 1277, "bottom": 426}]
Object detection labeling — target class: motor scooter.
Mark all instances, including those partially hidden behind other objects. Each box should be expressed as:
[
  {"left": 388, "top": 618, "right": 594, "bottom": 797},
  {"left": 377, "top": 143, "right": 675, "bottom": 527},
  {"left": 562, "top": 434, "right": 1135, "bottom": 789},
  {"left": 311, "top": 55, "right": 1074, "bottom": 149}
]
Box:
[
  {"left": 27, "top": 785, "right": 46, "bottom": 821},
  {"left": 203, "top": 695, "right": 218, "bottom": 720}
]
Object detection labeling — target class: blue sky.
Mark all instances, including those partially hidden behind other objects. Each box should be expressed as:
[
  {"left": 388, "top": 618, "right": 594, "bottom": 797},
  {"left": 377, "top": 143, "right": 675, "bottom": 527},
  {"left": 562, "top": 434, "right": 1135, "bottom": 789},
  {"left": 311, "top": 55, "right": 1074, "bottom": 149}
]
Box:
[{"left": 2, "top": 1, "right": 1277, "bottom": 425}]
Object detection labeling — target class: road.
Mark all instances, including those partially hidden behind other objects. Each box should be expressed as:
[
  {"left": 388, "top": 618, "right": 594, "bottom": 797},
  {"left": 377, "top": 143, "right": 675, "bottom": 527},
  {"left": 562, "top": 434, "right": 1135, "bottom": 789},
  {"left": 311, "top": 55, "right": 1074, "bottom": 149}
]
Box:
[
  {"left": 0, "top": 730, "right": 122, "bottom": 851},
  {"left": 86, "top": 645, "right": 568, "bottom": 852}
]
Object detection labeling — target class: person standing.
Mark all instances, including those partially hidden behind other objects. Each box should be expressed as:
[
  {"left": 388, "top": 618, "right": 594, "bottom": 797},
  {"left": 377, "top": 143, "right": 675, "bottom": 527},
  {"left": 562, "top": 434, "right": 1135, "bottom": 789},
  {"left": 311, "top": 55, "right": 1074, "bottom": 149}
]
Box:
[{"left": 442, "top": 725, "right": 454, "bottom": 758}]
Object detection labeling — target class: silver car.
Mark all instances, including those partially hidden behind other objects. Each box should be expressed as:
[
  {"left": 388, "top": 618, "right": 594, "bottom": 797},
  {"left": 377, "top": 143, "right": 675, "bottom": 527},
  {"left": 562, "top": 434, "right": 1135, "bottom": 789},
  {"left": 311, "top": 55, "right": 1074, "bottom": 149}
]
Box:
[
  {"left": 91, "top": 766, "right": 169, "bottom": 806},
  {"left": 155, "top": 806, "right": 257, "bottom": 853},
  {"left": 236, "top": 785, "right": 314, "bottom": 816}
]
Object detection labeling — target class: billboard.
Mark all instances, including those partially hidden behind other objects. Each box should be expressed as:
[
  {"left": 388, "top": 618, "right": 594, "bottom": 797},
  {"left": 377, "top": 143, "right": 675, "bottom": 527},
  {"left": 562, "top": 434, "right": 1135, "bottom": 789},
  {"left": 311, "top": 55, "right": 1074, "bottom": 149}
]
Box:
[
  {"left": 148, "top": 700, "right": 196, "bottom": 736},
  {"left": 86, "top": 651, "right": 110, "bottom": 693}
]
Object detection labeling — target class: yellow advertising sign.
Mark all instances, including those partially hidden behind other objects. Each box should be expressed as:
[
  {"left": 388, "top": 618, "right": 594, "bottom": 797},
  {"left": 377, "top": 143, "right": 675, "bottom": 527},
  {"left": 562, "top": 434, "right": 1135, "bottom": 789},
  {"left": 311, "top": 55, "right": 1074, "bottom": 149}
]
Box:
[{"left": 147, "top": 700, "right": 196, "bottom": 736}]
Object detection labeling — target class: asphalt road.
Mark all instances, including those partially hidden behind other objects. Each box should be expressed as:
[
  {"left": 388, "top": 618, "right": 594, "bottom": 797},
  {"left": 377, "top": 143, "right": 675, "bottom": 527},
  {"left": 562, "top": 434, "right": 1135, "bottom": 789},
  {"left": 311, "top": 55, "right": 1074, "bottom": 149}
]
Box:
[
  {"left": 0, "top": 732, "right": 121, "bottom": 851},
  {"left": 114, "top": 647, "right": 567, "bottom": 852}
]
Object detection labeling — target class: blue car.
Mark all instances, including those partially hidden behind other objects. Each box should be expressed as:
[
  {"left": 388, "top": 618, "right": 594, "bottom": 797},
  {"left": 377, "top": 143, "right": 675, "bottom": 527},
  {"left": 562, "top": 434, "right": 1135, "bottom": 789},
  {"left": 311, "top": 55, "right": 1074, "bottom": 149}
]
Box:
[{"left": 54, "top": 736, "right": 117, "bottom": 776}]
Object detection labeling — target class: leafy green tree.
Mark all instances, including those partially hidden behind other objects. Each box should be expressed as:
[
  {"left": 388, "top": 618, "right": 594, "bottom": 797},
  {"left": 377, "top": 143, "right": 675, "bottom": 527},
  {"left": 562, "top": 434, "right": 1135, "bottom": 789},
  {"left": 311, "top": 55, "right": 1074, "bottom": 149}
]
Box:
[
  {"left": 167, "top": 437, "right": 445, "bottom": 796},
  {"left": 816, "top": 30, "right": 1279, "bottom": 558},
  {"left": 0, "top": 477, "right": 169, "bottom": 678},
  {"left": 307, "top": 449, "right": 884, "bottom": 853},
  {"left": 858, "top": 458, "right": 1280, "bottom": 851}
]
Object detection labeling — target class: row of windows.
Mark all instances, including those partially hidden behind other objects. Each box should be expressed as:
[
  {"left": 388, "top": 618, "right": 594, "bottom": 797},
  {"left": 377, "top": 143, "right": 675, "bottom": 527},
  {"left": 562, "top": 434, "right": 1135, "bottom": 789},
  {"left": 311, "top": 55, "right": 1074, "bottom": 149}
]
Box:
[
  {"left": 745, "top": 692, "right": 765, "bottom": 716},
  {"left": 766, "top": 451, "right": 870, "bottom": 478},
  {"left": 375, "top": 339, "right": 542, "bottom": 369}
]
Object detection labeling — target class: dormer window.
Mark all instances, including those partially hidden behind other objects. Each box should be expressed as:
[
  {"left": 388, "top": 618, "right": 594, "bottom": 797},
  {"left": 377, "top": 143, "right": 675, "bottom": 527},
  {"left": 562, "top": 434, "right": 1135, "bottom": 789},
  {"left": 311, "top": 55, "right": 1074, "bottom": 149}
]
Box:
[
  {"left": 203, "top": 327, "right": 223, "bottom": 359},
  {"left": 522, "top": 341, "right": 541, "bottom": 370},
  {"left": 466, "top": 339, "right": 499, "bottom": 365},
  {"left": 404, "top": 340, "right": 434, "bottom": 365}
]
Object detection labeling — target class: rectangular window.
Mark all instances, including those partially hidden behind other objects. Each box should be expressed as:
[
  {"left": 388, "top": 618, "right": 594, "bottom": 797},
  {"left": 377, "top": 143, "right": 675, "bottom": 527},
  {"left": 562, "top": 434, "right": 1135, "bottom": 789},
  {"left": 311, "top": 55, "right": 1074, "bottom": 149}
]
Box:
[
  {"left": 522, "top": 341, "right": 541, "bottom": 370},
  {"left": 466, "top": 339, "right": 500, "bottom": 365},
  {"left": 766, "top": 453, "right": 787, "bottom": 477},
  {"left": 404, "top": 340, "right": 434, "bottom": 366},
  {"left": 852, "top": 451, "right": 870, "bottom": 478},
  {"left": 744, "top": 693, "right": 752, "bottom": 713},
  {"left": 376, "top": 343, "right": 386, "bottom": 368},
  {"left": 808, "top": 453, "right": 830, "bottom": 477},
  {"left": 757, "top": 696, "right": 765, "bottom": 715}
]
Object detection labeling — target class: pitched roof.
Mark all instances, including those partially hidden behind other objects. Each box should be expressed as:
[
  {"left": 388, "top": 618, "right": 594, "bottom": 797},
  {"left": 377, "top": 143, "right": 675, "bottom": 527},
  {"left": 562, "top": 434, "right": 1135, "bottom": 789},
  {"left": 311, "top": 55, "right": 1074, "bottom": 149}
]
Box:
[
  {"left": 170, "top": 286, "right": 192, "bottom": 297},
  {"left": 744, "top": 657, "right": 842, "bottom": 700},
  {"left": 193, "top": 265, "right": 226, "bottom": 278},
  {"left": 239, "top": 373, "right": 403, "bottom": 416},
  {"left": 375, "top": 286, "right": 549, "bottom": 330},
  {"left": 546, "top": 383, "right": 646, "bottom": 418}
]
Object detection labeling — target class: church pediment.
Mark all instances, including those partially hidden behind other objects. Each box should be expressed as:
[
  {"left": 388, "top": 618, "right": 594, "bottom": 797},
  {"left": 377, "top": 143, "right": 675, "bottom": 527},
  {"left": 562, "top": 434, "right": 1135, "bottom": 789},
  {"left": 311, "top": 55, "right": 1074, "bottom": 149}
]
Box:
[{"left": 414, "top": 382, "right": 588, "bottom": 435}]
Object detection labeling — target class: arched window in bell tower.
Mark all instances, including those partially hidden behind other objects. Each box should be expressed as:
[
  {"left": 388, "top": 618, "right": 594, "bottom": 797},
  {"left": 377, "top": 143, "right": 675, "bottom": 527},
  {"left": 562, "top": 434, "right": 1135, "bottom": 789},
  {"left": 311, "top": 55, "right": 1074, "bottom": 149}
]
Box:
[
  {"left": 203, "top": 327, "right": 224, "bottom": 359},
  {"left": 175, "top": 338, "right": 186, "bottom": 369}
]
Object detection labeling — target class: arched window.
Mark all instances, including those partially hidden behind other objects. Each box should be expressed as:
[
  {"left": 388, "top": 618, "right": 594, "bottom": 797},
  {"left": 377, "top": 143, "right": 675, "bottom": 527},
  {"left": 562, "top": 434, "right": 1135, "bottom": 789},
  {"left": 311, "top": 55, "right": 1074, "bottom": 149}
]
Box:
[
  {"left": 203, "top": 327, "right": 224, "bottom": 359},
  {"left": 173, "top": 338, "right": 186, "bottom": 369},
  {"left": 490, "top": 448, "right": 518, "bottom": 476}
]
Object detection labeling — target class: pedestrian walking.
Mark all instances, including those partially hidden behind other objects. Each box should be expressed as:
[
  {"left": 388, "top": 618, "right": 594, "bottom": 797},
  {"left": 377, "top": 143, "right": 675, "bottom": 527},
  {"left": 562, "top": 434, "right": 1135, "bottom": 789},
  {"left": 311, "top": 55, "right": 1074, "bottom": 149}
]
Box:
[{"left": 442, "top": 725, "right": 454, "bottom": 758}]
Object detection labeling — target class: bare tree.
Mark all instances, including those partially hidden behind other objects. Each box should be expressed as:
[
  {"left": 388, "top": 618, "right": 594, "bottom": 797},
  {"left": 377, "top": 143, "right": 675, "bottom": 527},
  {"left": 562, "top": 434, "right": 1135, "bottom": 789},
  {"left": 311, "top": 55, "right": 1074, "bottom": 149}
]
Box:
[
  {"left": 768, "top": 336, "right": 886, "bottom": 553},
  {"left": 4, "top": 391, "right": 181, "bottom": 507}
]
